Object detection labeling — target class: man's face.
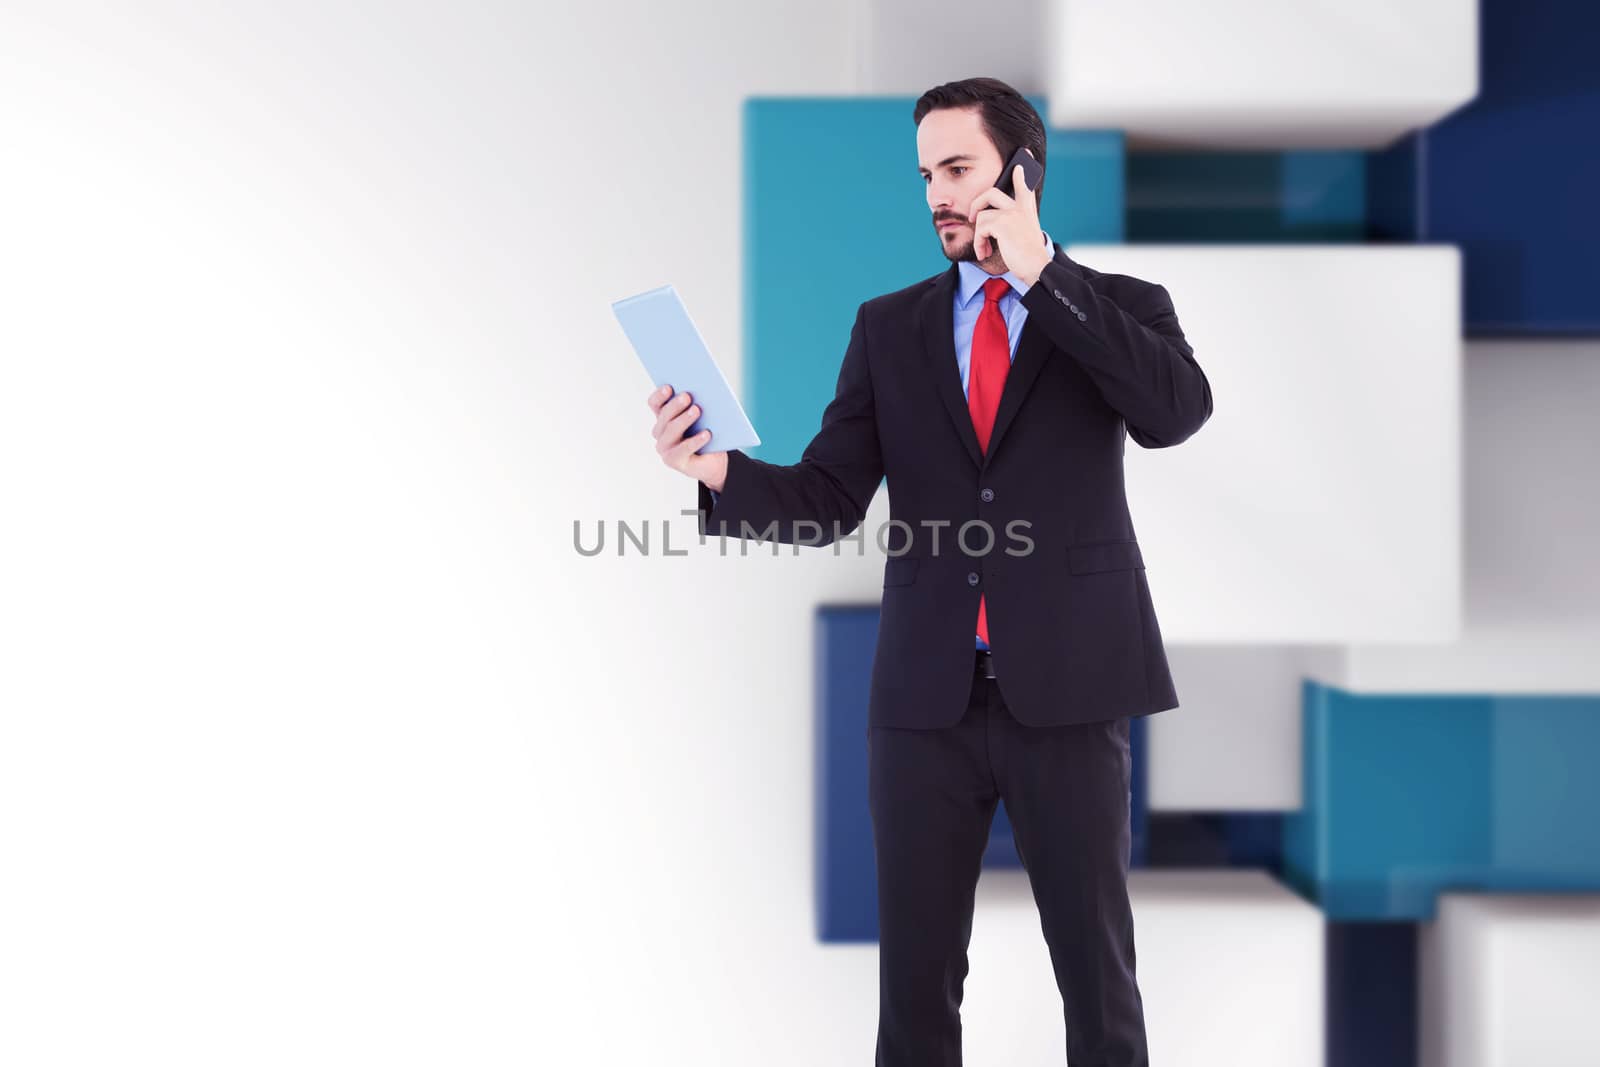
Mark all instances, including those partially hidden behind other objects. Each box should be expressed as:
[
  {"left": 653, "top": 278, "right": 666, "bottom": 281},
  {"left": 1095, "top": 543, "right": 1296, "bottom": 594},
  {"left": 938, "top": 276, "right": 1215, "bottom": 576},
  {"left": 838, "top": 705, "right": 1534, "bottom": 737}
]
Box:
[{"left": 917, "top": 106, "right": 1005, "bottom": 266}]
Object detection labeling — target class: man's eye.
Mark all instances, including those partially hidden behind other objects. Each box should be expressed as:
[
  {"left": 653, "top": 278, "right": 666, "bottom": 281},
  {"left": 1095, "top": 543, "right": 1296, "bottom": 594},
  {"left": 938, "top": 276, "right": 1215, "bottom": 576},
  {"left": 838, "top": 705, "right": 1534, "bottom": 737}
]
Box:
[{"left": 951, "top": 167, "right": 968, "bottom": 176}]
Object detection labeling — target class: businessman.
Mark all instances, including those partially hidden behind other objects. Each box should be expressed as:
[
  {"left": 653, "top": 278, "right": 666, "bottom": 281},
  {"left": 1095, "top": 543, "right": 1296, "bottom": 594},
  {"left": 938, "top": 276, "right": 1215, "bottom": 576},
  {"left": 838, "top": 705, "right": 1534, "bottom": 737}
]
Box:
[{"left": 647, "top": 77, "right": 1211, "bottom": 1066}]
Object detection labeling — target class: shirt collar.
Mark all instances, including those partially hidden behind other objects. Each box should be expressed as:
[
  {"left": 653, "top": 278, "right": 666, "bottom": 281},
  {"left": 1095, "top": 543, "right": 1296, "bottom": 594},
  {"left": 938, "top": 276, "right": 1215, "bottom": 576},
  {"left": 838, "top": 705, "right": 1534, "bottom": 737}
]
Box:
[{"left": 957, "top": 230, "right": 1055, "bottom": 309}]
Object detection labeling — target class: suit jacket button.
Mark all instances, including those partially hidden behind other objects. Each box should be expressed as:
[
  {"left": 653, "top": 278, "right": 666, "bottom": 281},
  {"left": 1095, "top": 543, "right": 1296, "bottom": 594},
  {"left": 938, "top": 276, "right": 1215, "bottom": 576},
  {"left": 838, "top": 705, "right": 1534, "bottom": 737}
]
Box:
[
  {"left": 967, "top": 572, "right": 980, "bottom": 586},
  {"left": 1053, "top": 289, "right": 1063, "bottom": 299},
  {"left": 980, "top": 487, "right": 994, "bottom": 502},
  {"left": 1077, "top": 311, "right": 1087, "bottom": 320}
]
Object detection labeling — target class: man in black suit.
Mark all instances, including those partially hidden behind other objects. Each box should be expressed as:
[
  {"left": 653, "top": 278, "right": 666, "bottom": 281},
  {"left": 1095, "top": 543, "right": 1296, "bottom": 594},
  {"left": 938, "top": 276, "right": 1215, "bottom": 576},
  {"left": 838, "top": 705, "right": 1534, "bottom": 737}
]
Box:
[{"left": 648, "top": 77, "right": 1211, "bottom": 1066}]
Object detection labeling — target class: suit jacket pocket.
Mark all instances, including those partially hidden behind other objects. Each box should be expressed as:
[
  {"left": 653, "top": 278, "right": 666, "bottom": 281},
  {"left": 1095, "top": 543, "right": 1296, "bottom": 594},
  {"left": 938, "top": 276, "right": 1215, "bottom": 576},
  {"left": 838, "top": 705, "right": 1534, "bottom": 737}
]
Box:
[
  {"left": 1067, "top": 539, "right": 1144, "bottom": 575},
  {"left": 883, "top": 556, "right": 921, "bottom": 587}
]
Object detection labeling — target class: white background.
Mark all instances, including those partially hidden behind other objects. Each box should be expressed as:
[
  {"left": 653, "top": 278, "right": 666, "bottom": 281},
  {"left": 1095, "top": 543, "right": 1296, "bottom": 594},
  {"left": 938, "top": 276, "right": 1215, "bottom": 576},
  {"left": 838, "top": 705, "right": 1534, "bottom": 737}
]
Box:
[{"left": 1, "top": 3, "right": 876, "bottom": 1062}]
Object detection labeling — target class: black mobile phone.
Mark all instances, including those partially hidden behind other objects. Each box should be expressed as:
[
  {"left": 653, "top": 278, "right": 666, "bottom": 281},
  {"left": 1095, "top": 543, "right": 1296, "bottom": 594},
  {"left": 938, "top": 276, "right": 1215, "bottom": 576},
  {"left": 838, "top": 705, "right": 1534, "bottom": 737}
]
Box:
[{"left": 994, "top": 146, "right": 1042, "bottom": 197}]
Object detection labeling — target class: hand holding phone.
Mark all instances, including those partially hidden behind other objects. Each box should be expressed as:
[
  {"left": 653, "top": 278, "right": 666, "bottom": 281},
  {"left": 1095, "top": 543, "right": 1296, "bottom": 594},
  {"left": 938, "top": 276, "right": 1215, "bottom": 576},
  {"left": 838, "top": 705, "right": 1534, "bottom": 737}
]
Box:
[
  {"left": 994, "top": 146, "right": 1042, "bottom": 199},
  {"left": 976, "top": 147, "right": 1043, "bottom": 259}
]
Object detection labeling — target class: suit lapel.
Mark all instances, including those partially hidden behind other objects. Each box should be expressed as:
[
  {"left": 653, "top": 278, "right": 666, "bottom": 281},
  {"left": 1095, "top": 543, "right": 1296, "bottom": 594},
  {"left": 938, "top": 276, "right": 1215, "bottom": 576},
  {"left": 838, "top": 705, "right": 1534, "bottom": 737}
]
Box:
[
  {"left": 917, "top": 246, "right": 1067, "bottom": 471},
  {"left": 983, "top": 312, "right": 1050, "bottom": 465},
  {"left": 918, "top": 263, "right": 984, "bottom": 470}
]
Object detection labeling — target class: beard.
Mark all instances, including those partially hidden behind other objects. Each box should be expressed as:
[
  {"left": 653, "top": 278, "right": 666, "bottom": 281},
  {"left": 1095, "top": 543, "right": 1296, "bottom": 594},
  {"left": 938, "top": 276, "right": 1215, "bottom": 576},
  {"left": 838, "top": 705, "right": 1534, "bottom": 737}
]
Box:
[
  {"left": 938, "top": 223, "right": 999, "bottom": 269},
  {"left": 938, "top": 223, "right": 979, "bottom": 263}
]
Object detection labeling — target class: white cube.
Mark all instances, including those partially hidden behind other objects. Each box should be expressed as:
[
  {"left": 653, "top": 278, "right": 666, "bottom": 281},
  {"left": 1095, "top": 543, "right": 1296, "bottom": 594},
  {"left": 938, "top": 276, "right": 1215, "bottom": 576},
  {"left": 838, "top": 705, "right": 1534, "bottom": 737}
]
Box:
[
  {"left": 1064, "top": 244, "right": 1463, "bottom": 647},
  {"left": 1146, "top": 643, "right": 1331, "bottom": 810},
  {"left": 1420, "top": 893, "right": 1600, "bottom": 1067},
  {"left": 1047, "top": 0, "right": 1478, "bottom": 149},
  {"left": 964, "top": 868, "right": 1323, "bottom": 1065}
]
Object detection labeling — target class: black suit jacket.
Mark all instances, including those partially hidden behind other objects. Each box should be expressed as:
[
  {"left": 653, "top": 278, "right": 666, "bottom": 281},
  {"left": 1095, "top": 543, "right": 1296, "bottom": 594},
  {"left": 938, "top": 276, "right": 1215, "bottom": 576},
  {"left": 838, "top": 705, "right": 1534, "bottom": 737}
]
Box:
[{"left": 696, "top": 242, "right": 1213, "bottom": 729}]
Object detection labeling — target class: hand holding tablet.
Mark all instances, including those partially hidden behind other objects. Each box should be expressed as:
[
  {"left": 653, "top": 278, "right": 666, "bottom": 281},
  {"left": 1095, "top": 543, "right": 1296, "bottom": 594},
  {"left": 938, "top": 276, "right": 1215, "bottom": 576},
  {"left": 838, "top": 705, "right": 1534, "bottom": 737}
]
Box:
[
  {"left": 613, "top": 284, "right": 761, "bottom": 454},
  {"left": 646, "top": 383, "right": 728, "bottom": 492}
]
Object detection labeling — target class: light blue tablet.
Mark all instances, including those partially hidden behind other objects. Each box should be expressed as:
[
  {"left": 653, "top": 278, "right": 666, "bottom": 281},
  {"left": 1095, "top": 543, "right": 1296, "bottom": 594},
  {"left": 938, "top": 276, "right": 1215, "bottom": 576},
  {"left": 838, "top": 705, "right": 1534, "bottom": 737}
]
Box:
[{"left": 612, "top": 284, "right": 761, "bottom": 454}]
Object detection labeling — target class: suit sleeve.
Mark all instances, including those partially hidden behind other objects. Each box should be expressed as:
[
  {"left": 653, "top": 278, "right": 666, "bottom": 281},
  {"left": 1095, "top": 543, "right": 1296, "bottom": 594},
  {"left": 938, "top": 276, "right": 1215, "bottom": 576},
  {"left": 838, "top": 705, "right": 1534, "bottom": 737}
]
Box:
[
  {"left": 694, "top": 303, "right": 884, "bottom": 544},
  {"left": 1019, "top": 254, "right": 1213, "bottom": 448}
]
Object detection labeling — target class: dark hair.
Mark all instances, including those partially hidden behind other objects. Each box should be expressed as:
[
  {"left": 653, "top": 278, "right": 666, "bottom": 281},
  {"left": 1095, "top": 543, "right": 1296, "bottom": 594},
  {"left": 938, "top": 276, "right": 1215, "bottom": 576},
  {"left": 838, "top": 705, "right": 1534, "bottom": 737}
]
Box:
[{"left": 913, "top": 77, "right": 1047, "bottom": 210}]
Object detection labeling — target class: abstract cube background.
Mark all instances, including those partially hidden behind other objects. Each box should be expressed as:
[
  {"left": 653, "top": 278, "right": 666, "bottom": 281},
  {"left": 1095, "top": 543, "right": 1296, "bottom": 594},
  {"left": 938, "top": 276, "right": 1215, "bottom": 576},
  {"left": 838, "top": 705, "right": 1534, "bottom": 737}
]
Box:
[{"left": 3, "top": 1, "right": 1596, "bottom": 1065}]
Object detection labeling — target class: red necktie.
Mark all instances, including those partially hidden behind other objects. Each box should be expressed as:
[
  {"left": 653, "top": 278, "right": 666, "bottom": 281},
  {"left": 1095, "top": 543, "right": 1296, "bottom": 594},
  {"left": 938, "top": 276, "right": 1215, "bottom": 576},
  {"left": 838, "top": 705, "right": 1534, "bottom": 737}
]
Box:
[{"left": 968, "top": 276, "right": 1012, "bottom": 646}]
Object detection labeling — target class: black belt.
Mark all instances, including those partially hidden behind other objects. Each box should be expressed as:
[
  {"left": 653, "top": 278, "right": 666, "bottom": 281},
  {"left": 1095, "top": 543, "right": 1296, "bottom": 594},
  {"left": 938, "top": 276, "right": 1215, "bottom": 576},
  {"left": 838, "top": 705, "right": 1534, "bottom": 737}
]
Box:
[{"left": 974, "top": 648, "right": 997, "bottom": 679}]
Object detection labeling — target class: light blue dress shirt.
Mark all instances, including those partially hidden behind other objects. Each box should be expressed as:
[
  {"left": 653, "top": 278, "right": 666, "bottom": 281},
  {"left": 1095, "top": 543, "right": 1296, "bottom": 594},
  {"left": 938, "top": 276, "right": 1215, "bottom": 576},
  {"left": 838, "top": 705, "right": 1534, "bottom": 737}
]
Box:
[{"left": 709, "top": 231, "right": 1055, "bottom": 652}]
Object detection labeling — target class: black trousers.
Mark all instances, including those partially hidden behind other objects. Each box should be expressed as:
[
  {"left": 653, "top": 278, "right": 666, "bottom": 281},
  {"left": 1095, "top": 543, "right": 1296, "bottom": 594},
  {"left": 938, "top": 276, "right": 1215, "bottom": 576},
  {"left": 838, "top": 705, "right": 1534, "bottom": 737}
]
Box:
[{"left": 867, "top": 652, "right": 1149, "bottom": 1066}]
